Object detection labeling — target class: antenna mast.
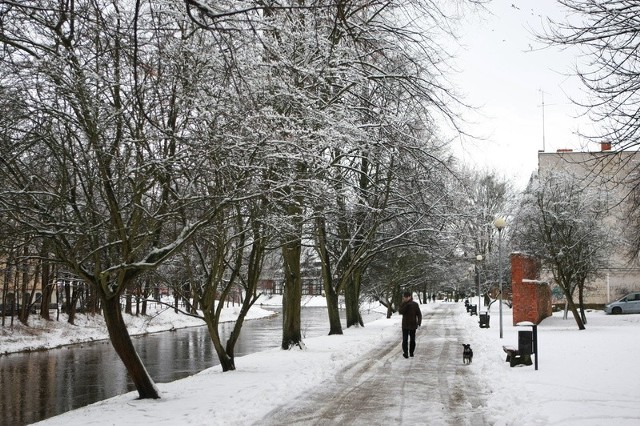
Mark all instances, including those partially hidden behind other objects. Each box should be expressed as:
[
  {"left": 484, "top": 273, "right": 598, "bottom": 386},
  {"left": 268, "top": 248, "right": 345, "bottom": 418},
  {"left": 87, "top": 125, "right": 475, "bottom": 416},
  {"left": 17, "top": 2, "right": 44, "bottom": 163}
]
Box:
[{"left": 540, "top": 89, "right": 546, "bottom": 152}]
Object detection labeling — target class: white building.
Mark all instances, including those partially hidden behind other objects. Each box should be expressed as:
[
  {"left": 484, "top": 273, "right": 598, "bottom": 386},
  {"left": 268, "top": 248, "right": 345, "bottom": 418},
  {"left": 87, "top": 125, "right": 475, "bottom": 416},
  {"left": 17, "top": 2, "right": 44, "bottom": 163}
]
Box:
[{"left": 537, "top": 143, "right": 640, "bottom": 305}]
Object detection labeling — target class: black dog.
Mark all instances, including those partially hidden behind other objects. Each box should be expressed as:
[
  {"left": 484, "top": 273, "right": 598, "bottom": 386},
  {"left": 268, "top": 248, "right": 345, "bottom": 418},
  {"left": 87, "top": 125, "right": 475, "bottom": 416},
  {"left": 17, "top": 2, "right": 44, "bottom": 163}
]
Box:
[{"left": 462, "top": 344, "right": 473, "bottom": 364}]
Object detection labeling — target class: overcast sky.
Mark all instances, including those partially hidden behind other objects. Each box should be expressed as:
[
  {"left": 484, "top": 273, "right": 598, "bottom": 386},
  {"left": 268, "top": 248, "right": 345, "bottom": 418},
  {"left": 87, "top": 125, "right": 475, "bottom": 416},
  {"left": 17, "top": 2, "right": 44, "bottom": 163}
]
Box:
[{"left": 448, "top": 0, "right": 594, "bottom": 188}]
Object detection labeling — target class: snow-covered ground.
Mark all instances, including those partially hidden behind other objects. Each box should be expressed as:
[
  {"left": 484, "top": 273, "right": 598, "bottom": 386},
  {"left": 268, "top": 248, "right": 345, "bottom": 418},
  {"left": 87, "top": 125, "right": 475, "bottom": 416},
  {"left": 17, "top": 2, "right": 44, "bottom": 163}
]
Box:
[
  {"left": 3, "top": 296, "right": 639, "bottom": 425},
  {"left": 0, "top": 297, "right": 274, "bottom": 355}
]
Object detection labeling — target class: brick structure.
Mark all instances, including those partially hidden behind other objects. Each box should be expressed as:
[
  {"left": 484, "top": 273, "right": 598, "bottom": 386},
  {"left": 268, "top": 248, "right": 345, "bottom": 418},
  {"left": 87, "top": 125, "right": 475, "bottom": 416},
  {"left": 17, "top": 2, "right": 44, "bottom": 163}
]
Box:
[{"left": 510, "top": 252, "right": 552, "bottom": 325}]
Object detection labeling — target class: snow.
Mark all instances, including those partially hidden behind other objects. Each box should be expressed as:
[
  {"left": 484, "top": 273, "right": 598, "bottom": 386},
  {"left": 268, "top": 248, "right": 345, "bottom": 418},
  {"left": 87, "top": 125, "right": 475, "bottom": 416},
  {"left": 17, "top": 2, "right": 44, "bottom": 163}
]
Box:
[
  {"left": 0, "top": 298, "right": 276, "bottom": 355},
  {"left": 4, "top": 297, "right": 639, "bottom": 425}
]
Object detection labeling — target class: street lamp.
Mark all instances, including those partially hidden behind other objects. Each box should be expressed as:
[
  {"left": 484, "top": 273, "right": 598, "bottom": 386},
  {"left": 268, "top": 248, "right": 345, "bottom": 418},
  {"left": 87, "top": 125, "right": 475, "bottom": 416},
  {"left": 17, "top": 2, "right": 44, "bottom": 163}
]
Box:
[
  {"left": 494, "top": 216, "right": 507, "bottom": 339},
  {"left": 475, "top": 254, "right": 483, "bottom": 312}
]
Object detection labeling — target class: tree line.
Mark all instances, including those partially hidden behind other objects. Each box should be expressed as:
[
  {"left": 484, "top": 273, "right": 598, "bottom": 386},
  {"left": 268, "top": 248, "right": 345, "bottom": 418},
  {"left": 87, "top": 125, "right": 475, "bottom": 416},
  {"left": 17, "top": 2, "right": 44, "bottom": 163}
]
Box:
[
  {"left": 0, "top": 0, "right": 514, "bottom": 401},
  {"left": 4, "top": 0, "right": 637, "bottom": 405}
]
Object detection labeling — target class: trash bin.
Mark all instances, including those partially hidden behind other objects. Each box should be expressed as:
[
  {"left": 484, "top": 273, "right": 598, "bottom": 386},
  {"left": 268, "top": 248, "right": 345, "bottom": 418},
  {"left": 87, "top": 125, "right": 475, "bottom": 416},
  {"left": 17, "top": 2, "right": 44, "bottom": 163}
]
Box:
[
  {"left": 516, "top": 322, "right": 539, "bottom": 370},
  {"left": 479, "top": 312, "right": 490, "bottom": 328},
  {"left": 469, "top": 304, "right": 477, "bottom": 316},
  {"left": 518, "top": 330, "right": 533, "bottom": 355}
]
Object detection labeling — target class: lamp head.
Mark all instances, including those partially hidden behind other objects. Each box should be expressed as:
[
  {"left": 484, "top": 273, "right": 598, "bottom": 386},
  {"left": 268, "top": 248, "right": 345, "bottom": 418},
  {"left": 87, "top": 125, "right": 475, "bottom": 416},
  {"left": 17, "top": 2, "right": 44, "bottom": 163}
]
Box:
[{"left": 494, "top": 216, "right": 507, "bottom": 230}]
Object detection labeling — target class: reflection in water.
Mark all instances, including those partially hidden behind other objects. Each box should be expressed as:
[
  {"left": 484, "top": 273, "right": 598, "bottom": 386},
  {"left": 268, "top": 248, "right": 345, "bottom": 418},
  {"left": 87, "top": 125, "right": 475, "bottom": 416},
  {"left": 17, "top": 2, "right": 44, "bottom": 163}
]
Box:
[{"left": 0, "top": 307, "right": 383, "bottom": 425}]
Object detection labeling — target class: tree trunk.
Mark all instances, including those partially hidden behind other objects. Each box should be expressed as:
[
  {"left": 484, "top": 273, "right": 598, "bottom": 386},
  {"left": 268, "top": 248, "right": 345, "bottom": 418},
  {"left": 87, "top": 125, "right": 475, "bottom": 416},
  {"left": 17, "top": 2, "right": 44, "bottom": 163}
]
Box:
[
  {"left": 102, "top": 295, "right": 160, "bottom": 399},
  {"left": 562, "top": 286, "right": 585, "bottom": 330},
  {"left": 141, "top": 280, "right": 149, "bottom": 316},
  {"left": 325, "top": 289, "right": 342, "bottom": 335},
  {"left": 19, "top": 245, "right": 33, "bottom": 325},
  {"left": 190, "top": 286, "right": 199, "bottom": 314},
  {"left": 85, "top": 282, "right": 100, "bottom": 315},
  {"left": 225, "top": 232, "right": 266, "bottom": 363},
  {"left": 393, "top": 285, "right": 402, "bottom": 314},
  {"left": 316, "top": 216, "right": 343, "bottom": 335},
  {"left": 204, "top": 312, "right": 235, "bottom": 372},
  {"left": 67, "top": 285, "right": 79, "bottom": 325},
  {"left": 281, "top": 237, "right": 302, "bottom": 349},
  {"left": 2, "top": 253, "right": 12, "bottom": 327},
  {"left": 39, "top": 250, "right": 52, "bottom": 320},
  {"left": 224, "top": 293, "right": 260, "bottom": 370},
  {"left": 40, "top": 264, "right": 53, "bottom": 320},
  {"left": 578, "top": 281, "right": 587, "bottom": 325},
  {"left": 134, "top": 283, "right": 141, "bottom": 316},
  {"left": 567, "top": 298, "right": 585, "bottom": 329},
  {"left": 125, "top": 293, "right": 132, "bottom": 314},
  {"left": 345, "top": 271, "right": 363, "bottom": 328},
  {"left": 63, "top": 281, "right": 78, "bottom": 324}
]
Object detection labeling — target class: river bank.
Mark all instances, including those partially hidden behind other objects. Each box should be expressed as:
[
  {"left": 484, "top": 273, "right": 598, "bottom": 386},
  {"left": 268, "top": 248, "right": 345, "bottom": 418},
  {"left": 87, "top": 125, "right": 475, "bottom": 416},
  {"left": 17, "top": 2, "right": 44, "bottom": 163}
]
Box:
[{"left": 1, "top": 294, "right": 342, "bottom": 356}]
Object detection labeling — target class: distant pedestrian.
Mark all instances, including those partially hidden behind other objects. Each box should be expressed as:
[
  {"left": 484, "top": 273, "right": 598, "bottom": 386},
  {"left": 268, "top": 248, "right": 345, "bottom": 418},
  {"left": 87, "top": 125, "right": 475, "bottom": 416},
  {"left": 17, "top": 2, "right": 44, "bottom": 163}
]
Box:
[{"left": 399, "top": 291, "right": 422, "bottom": 358}]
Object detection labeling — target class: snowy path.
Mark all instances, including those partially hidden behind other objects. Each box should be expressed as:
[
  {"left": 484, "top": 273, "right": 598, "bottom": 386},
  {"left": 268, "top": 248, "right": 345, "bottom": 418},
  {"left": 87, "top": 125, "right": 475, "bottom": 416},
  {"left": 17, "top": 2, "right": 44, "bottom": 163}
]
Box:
[{"left": 258, "top": 304, "right": 491, "bottom": 425}]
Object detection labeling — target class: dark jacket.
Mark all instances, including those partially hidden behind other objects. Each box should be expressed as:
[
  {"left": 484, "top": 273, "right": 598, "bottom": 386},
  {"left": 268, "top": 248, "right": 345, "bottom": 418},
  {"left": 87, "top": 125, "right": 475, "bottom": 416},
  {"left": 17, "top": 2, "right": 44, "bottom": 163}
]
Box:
[{"left": 399, "top": 300, "right": 422, "bottom": 330}]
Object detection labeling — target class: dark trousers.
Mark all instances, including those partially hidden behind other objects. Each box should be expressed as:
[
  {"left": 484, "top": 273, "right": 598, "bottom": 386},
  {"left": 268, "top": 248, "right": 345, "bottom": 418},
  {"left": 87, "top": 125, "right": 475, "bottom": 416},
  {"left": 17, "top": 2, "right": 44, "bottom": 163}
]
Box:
[{"left": 402, "top": 328, "right": 416, "bottom": 355}]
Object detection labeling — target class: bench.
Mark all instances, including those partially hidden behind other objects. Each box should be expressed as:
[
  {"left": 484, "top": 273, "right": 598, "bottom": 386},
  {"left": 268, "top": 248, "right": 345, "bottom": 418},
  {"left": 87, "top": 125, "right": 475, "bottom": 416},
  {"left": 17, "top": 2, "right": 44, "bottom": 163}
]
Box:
[
  {"left": 503, "top": 330, "right": 534, "bottom": 367},
  {"left": 502, "top": 346, "right": 532, "bottom": 367},
  {"left": 468, "top": 304, "right": 477, "bottom": 316}
]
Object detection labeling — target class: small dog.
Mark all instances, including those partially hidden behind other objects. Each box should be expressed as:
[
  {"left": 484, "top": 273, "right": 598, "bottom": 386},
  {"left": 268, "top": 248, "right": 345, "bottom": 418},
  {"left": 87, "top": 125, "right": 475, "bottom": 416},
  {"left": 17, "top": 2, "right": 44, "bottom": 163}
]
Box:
[{"left": 462, "top": 344, "right": 473, "bottom": 364}]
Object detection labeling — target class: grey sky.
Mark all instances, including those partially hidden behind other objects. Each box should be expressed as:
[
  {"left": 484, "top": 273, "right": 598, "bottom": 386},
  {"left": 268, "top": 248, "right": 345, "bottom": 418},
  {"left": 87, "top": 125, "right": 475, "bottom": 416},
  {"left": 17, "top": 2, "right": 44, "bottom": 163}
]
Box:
[{"left": 448, "top": 0, "right": 593, "bottom": 188}]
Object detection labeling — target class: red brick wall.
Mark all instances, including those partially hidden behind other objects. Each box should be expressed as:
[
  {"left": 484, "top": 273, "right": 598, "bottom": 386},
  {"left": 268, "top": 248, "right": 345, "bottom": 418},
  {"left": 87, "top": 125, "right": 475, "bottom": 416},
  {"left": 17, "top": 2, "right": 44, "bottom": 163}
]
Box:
[{"left": 510, "top": 253, "right": 552, "bottom": 325}]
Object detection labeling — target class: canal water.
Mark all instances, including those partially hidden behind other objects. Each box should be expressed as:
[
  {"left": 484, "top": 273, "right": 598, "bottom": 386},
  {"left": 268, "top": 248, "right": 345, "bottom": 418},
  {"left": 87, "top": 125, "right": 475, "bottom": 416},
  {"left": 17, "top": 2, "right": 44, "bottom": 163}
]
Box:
[{"left": 0, "top": 307, "right": 384, "bottom": 425}]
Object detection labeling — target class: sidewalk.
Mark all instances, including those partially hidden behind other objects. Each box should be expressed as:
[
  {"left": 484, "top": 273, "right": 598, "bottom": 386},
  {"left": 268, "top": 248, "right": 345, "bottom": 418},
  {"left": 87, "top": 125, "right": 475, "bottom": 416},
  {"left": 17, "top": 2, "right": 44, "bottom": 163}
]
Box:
[{"left": 257, "top": 303, "right": 489, "bottom": 425}]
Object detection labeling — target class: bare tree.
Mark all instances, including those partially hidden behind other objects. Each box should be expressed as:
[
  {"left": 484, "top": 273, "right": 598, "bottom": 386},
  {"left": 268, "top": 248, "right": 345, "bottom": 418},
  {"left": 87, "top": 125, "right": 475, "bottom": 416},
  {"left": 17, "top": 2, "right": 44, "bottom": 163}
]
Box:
[
  {"left": 263, "top": 0, "right": 472, "bottom": 336},
  {"left": 0, "top": 1, "right": 254, "bottom": 398},
  {"left": 170, "top": 196, "right": 273, "bottom": 371},
  {"left": 512, "top": 171, "right": 614, "bottom": 329},
  {"left": 177, "top": 0, "right": 479, "bottom": 346},
  {"left": 452, "top": 169, "right": 514, "bottom": 303},
  {"left": 541, "top": 1, "right": 640, "bottom": 263},
  {"left": 543, "top": 1, "right": 640, "bottom": 151}
]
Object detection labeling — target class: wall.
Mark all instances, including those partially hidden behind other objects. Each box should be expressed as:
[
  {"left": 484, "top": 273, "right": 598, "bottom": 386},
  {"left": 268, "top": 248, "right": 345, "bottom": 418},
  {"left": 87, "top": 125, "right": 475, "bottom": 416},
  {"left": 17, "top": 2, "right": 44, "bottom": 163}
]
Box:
[{"left": 511, "top": 253, "right": 552, "bottom": 325}]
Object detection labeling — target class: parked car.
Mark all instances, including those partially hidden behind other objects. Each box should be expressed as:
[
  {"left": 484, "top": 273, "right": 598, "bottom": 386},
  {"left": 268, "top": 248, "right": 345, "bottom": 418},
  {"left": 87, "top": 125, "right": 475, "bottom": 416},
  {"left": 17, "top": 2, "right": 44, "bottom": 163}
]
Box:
[{"left": 604, "top": 292, "right": 640, "bottom": 314}]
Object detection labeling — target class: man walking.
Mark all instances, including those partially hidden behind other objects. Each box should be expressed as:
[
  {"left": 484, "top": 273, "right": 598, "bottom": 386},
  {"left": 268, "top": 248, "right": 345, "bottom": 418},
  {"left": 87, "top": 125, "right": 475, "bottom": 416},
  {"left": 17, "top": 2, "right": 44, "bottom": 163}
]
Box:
[{"left": 399, "top": 291, "right": 422, "bottom": 358}]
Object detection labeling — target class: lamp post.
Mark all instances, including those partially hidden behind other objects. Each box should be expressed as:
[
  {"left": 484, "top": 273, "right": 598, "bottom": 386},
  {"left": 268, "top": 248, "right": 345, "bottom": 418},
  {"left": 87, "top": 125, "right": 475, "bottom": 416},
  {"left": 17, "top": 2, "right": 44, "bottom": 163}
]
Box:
[
  {"left": 494, "top": 216, "right": 507, "bottom": 339},
  {"left": 475, "top": 254, "right": 483, "bottom": 312}
]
